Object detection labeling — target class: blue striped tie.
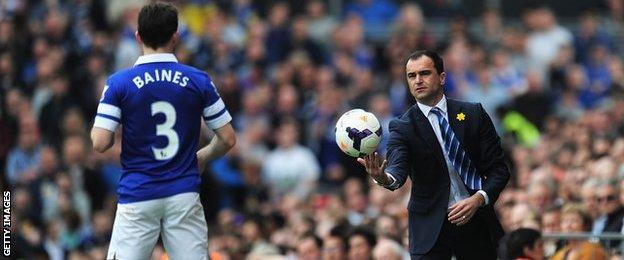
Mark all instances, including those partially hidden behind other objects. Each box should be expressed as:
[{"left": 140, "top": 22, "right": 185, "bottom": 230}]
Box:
[{"left": 430, "top": 107, "right": 482, "bottom": 190}]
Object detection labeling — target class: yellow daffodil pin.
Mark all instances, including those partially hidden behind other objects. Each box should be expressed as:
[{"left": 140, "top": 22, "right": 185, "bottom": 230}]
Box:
[{"left": 456, "top": 112, "right": 466, "bottom": 121}]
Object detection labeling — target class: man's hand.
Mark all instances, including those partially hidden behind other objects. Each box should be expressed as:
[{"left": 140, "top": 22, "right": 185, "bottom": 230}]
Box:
[
  {"left": 356, "top": 152, "right": 390, "bottom": 185},
  {"left": 448, "top": 193, "right": 485, "bottom": 226}
]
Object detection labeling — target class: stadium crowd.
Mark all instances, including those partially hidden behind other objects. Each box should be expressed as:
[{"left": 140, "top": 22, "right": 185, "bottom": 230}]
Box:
[{"left": 1, "top": 0, "right": 624, "bottom": 259}]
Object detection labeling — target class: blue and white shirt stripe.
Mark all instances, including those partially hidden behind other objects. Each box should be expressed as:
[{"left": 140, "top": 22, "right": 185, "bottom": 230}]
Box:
[{"left": 94, "top": 102, "right": 122, "bottom": 131}]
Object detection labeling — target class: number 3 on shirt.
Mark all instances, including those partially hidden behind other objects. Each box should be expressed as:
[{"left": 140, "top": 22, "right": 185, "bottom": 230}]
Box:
[{"left": 151, "top": 101, "right": 179, "bottom": 160}]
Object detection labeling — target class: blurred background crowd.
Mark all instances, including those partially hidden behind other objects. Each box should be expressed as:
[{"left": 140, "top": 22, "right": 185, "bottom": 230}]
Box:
[{"left": 1, "top": 0, "right": 624, "bottom": 259}]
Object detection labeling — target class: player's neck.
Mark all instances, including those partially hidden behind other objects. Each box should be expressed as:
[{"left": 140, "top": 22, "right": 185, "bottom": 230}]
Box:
[{"left": 142, "top": 46, "right": 174, "bottom": 55}]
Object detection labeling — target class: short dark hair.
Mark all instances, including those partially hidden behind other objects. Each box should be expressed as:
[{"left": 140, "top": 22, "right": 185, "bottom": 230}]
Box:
[
  {"left": 349, "top": 226, "right": 377, "bottom": 248},
  {"left": 506, "top": 228, "right": 541, "bottom": 259},
  {"left": 300, "top": 232, "right": 323, "bottom": 248},
  {"left": 138, "top": 2, "right": 178, "bottom": 49},
  {"left": 406, "top": 50, "right": 445, "bottom": 73}
]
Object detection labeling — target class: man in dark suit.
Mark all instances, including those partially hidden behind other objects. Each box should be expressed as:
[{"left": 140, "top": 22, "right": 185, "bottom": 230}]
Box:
[
  {"left": 592, "top": 180, "right": 623, "bottom": 252},
  {"left": 358, "top": 50, "right": 510, "bottom": 259}
]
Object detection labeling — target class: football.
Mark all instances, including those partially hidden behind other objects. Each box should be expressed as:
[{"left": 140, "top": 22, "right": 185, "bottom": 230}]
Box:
[{"left": 335, "top": 109, "right": 382, "bottom": 157}]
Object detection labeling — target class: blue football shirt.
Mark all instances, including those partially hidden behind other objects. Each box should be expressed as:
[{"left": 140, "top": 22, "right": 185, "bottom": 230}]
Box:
[{"left": 93, "top": 53, "right": 231, "bottom": 203}]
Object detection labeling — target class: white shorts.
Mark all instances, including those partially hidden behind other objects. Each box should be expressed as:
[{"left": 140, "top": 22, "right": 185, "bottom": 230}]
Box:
[{"left": 106, "top": 192, "right": 208, "bottom": 260}]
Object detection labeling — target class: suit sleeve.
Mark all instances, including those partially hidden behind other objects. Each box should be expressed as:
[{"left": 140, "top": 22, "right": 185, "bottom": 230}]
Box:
[
  {"left": 477, "top": 103, "right": 510, "bottom": 204},
  {"left": 384, "top": 120, "right": 410, "bottom": 191}
]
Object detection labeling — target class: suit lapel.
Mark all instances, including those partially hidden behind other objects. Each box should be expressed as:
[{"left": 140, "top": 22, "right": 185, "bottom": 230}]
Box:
[
  {"left": 446, "top": 99, "right": 466, "bottom": 146},
  {"left": 410, "top": 106, "right": 446, "bottom": 166}
]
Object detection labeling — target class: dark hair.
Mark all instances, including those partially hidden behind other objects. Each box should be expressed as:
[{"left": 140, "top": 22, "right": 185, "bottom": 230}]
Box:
[
  {"left": 300, "top": 232, "right": 323, "bottom": 248},
  {"left": 406, "top": 50, "right": 445, "bottom": 73},
  {"left": 349, "top": 226, "right": 377, "bottom": 248},
  {"left": 327, "top": 227, "right": 348, "bottom": 251},
  {"left": 505, "top": 228, "right": 541, "bottom": 259},
  {"left": 138, "top": 2, "right": 178, "bottom": 49}
]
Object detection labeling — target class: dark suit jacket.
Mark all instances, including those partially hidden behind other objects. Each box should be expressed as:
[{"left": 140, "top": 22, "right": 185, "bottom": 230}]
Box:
[
  {"left": 384, "top": 98, "right": 510, "bottom": 254},
  {"left": 602, "top": 206, "right": 624, "bottom": 250}
]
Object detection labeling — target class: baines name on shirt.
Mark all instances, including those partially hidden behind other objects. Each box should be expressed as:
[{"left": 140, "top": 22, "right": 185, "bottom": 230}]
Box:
[{"left": 132, "top": 69, "right": 189, "bottom": 89}]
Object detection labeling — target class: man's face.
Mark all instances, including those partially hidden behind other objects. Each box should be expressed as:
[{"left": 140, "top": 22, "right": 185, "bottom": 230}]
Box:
[
  {"left": 561, "top": 213, "right": 584, "bottom": 232},
  {"left": 596, "top": 185, "right": 620, "bottom": 215},
  {"left": 297, "top": 237, "right": 321, "bottom": 260},
  {"left": 524, "top": 238, "right": 545, "bottom": 260},
  {"left": 323, "top": 236, "right": 345, "bottom": 260},
  {"left": 541, "top": 211, "right": 560, "bottom": 233},
  {"left": 581, "top": 187, "right": 597, "bottom": 215},
  {"left": 348, "top": 235, "right": 372, "bottom": 260},
  {"left": 405, "top": 56, "right": 445, "bottom": 105}
]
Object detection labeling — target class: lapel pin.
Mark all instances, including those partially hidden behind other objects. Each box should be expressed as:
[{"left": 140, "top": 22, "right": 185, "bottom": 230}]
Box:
[{"left": 456, "top": 112, "right": 466, "bottom": 121}]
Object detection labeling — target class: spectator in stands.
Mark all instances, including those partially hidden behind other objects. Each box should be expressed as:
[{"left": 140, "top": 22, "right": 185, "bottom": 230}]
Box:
[
  {"left": 473, "top": 8, "right": 504, "bottom": 49},
  {"left": 38, "top": 74, "right": 74, "bottom": 149},
  {"left": 541, "top": 205, "right": 562, "bottom": 234},
  {"left": 43, "top": 220, "right": 64, "bottom": 260},
  {"left": 552, "top": 204, "right": 608, "bottom": 259},
  {"left": 342, "top": 178, "right": 371, "bottom": 226},
  {"left": 342, "top": 0, "right": 398, "bottom": 41},
  {"left": 348, "top": 227, "right": 376, "bottom": 260},
  {"left": 512, "top": 70, "right": 554, "bottom": 129},
  {"left": 323, "top": 232, "right": 347, "bottom": 260},
  {"left": 386, "top": 3, "right": 435, "bottom": 61},
  {"left": 263, "top": 118, "right": 320, "bottom": 200},
  {"left": 540, "top": 205, "right": 562, "bottom": 257},
  {"left": 527, "top": 181, "right": 556, "bottom": 216},
  {"left": 574, "top": 11, "right": 614, "bottom": 64},
  {"left": 463, "top": 63, "right": 511, "bottom": 132},
  {"left": 305, "top": 0, "right": 337, "bottom": 49},
  {"left": 490, "top": 48, "right": 527, "bottom": 97},
  {"left": 372, "top": 238, "right": 406, "bottom": 260},
  {"left": 265, "top": 2, "right": 291, "bottom": 65},
  {"left": 581, "top": 178, "right": 601, "bottom": 220},
  {"left": 592, "top": 180, "right": 624, "bottom": 251},
  {"left": 374, "top": 214, "right": 401, "bottom": 242},
  {"left": 6, "top": 115, "right": 41, "bottom": 186},
  {"left": 61, "top": 135, "right": 105, "bottom": 212},
  {"left": 41, "top": 171, "right": 91, "bottom": 228},
  {"left": 522, "top": 5, "right": 572, "bottom": 81},
  {"left": 579, "top": 44, "right": 613, "bottom": 108},
  {"left": 297, "top": 233, "right": 323, "bottom": 260},
  {"left": 502, "top": 228, "right": 544, "bottom": 260}
]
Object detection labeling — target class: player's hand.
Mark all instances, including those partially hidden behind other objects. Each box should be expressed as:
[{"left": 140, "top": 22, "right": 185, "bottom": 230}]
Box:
[
  {"left": 448, "top": 193, "right": 484, "bottom": 226},
  {"left": 357, "top": 152, "right": 390, "bottom": 185}
]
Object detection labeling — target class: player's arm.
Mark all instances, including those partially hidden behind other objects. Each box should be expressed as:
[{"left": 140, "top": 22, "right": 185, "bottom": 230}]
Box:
[
  {"left": 92, "top": 80, "right": 121, "bottom": 153},
  {"left": 91, "top": 127, "right": 114, "bottom": 153},
  {"left": 196, "top": 123, "right": 236, "bottom": 172}
]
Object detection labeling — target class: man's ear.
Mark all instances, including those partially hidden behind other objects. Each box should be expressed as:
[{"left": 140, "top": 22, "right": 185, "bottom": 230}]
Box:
[
  {"left": 135, "top": 31, "right": 143, "bottom": 45},
  {"left": 440, "top": 71, "right": 446, "bottom": 86},
  {"left": 170, "top": 32, "right": 179, "bottom": 47}
]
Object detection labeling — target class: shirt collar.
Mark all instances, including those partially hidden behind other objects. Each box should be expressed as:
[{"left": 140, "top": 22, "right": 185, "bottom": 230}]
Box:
[
  {"left": 134, "top": 53, "right": 178, "bottom": 66},
  {"left": 416, "top": 95, "right": 447, "bottom": 117}
]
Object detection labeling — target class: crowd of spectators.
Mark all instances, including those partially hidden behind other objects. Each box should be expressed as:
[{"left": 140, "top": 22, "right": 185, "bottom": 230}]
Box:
[{"left": 1, "top": 0, "right": 624, "bottom": 259}]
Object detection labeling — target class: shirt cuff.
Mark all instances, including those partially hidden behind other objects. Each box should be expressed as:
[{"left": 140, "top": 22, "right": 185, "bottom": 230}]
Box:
[
  {"left": 373, "top": 173, "right": 397, "bottom": 189},
  {"left": 477, "top": 190, "right": 489, "bottom": 205}
]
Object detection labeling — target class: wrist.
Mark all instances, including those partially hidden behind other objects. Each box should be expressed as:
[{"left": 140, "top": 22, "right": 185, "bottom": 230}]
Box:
[
  {"left": 473, "top": 193, "right": 485, "bottom": 206},
  {"left": 373, "top": 175, "right": 391, "bottom": 186}
]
